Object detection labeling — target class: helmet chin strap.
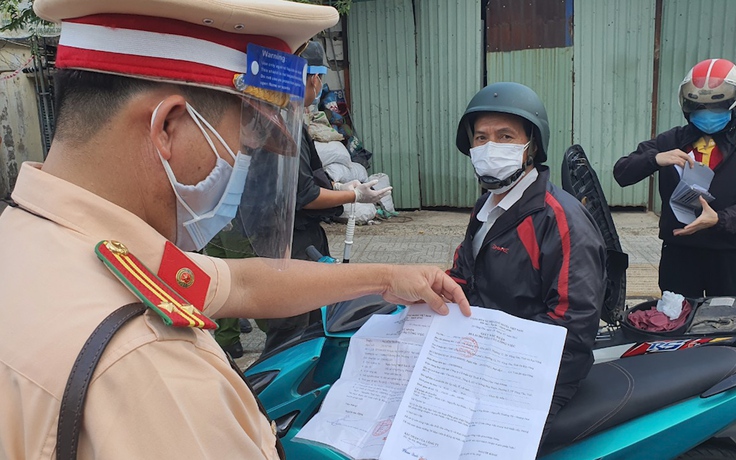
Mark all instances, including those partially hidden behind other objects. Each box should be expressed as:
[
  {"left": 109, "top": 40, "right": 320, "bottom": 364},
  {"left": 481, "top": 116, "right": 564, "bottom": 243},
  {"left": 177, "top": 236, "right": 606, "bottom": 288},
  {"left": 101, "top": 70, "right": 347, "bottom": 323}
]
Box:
[{"left": 478, "top": 155, "right": 534, "bottom": 190}]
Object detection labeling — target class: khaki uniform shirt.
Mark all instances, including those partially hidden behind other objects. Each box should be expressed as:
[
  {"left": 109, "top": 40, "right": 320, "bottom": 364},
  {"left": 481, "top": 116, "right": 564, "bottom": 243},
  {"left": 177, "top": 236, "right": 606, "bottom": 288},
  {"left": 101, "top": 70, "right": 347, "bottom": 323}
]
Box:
[{"left": 0, "top": 163, "right": 279, "bottom": 460}]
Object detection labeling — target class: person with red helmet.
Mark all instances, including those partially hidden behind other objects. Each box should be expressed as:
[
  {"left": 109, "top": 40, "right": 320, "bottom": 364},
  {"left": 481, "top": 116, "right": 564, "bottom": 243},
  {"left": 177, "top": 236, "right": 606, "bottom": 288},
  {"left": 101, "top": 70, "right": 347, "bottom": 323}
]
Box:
[{"left": 615, "top": 58, "right": 736, "bottom": 298}]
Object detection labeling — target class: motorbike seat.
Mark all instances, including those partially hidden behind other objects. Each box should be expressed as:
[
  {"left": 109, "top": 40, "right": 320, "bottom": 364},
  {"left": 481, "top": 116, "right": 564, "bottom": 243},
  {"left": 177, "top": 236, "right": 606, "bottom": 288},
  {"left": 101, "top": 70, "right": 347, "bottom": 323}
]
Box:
[{"left": 540, "top": 345, "right": 736, "bottom": 454}]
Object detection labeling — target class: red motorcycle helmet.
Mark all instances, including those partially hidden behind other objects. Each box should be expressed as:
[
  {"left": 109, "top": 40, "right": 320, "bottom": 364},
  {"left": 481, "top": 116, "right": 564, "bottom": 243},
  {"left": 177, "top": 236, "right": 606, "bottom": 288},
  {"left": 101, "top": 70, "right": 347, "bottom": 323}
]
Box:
[{"left": 679, "top": 58, "right": 736, "bottom": 114}]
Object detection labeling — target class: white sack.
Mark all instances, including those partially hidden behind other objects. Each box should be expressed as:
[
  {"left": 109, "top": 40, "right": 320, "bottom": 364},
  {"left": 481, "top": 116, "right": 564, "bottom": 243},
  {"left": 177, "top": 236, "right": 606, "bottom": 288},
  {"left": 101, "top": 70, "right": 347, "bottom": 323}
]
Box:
[
  {"left": 324, "top": 163, "right": 352, "bottom": 183},
  {"left": 314, "top": 141, "right": 352, "bottom": 167},
  {"left": 348, "top": 162, "right": 369, "bottom": 183}
]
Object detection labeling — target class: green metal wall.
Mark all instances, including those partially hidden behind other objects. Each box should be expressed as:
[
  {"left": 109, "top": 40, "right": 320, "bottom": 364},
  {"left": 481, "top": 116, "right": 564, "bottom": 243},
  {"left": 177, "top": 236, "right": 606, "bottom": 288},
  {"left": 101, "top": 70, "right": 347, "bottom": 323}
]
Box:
[
  {"left": 415, "top": 0, "right": 482, "bottom": 207},
  {"left": 573, "top": 0, "right": 656, "bottom": 208},
  {"left": 348, "top": 0, "right": 481, "bottom": 209},
  {"left": 349, "top": 0, "right": 736, "bottom": 210},
  {"left": 347, "top": 0, "right": 420, "bottom": 209},
  {"left": 654, "top": 0, "right": 736, "bottom": 213},
  {"left": 486, "top": 48, "right": 574, "bottom": 188},
  {"left": 657, "top": 0, "right": 736, "bottom": 134}
]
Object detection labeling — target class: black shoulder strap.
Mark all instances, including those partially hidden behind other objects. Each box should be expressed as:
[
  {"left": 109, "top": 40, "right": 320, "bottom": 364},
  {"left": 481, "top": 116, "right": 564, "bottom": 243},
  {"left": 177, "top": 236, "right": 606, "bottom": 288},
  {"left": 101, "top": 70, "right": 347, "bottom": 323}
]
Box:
[
  {"left": 57, "top": 302, "right": 146, "bottom": 460},
  {"left": 57, "top": 303, "right": 285, "bottom": 460}
]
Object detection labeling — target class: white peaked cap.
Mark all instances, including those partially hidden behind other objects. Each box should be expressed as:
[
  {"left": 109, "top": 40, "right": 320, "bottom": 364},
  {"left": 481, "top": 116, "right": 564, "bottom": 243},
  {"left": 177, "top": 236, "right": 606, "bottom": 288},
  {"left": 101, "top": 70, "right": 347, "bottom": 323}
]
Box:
[{"left": 34, "top": 0, "right": 339, "bottom": 94}]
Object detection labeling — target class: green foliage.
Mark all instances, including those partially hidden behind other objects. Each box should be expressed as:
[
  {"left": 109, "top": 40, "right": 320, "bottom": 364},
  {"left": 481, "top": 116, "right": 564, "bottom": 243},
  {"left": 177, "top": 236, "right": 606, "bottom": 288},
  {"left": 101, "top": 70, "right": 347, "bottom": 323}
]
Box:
[{"left": 0, "top": 0, "right": 46, "bottom": 32}]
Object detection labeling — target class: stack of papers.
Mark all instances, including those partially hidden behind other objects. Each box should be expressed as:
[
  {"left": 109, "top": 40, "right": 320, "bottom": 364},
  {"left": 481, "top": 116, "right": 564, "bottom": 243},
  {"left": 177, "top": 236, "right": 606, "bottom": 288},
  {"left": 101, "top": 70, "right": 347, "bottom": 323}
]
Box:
[
  {"left": 671, "top": 161, "right": 715, "bottom": 224},
  {"left": 295, "top": 304, "right": 567, "bottom": 460}
]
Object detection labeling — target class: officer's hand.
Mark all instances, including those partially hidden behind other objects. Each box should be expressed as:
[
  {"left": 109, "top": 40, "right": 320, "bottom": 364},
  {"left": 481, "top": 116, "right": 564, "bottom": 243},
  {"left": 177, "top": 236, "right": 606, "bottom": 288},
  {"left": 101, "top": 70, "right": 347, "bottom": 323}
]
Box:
[
  {"left": 673, "top": 196, "right": 718, "bottom": 236},
  {"left": 380, "top": 265, "right": 472, "bottom": 317},
  {"left": 656, "top": 149, "right": 695, "bottom": 168},
  {"left": 354, "top": 180, "right": 392, "bottom": 203}
]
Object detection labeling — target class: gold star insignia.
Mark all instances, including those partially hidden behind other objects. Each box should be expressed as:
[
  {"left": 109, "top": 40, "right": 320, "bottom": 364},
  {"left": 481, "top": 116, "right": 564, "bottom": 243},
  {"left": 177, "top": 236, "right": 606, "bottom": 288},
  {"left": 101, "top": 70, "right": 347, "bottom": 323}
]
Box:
[{"left": 158, "top": 301, "right": 175, "bottom": 313}]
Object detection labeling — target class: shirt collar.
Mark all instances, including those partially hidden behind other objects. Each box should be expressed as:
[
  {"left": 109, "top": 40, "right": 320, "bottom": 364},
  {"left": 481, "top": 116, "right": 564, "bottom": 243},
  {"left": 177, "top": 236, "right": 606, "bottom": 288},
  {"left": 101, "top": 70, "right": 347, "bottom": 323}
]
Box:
[
  {"left": 11, "top": 162, "right": 169, "bottom": 270},
  {"left": 476, "top": 168, "right": 539, "bottom": 222}
]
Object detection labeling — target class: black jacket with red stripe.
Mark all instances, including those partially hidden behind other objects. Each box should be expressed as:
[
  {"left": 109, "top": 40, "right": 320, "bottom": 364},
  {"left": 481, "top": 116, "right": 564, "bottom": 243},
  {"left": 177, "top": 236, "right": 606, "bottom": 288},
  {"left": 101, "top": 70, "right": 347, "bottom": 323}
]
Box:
[{"left": 447, "top": 166, "right": 606, "bottom": 403}]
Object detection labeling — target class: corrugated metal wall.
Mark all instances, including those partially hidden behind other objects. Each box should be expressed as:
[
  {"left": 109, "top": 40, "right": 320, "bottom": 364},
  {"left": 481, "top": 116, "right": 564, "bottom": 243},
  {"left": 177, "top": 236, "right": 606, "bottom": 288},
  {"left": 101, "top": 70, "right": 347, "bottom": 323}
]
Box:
[
  {"left": 348, "top": 0, "right": 735, "bottom": 210},
  {"left": 652, "top": 0, "right": 736, "bottom": 213},
  {"left": 415, "top": 0, "right": 482, "bottom": 207},
  {"left": 0, "top": 44, "right": 44, "bottom": 200},
  {"left": 573, "top": 0, "right": 656, "bottom": 208},
  {"left": 657, "top": 0, "right": 736, "bottom": 134},
  {"left": 347, "top": 0, "right": 421, "bottom": 208},
  {"left": 486, "top": 48, "right": 574, "bottom": 187},
  {"left": 348, "top": 0, "right": 482, "bottom": 209}
]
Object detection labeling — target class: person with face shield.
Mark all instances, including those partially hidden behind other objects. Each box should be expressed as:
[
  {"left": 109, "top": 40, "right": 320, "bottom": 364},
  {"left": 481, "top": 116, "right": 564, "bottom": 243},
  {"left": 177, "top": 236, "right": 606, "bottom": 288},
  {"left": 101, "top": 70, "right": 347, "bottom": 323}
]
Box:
[
  {"left": 260, "top": 40, "right": 392, "bottom": 354},
  {"left": 446, "top": 82, "right": 606, "bottom": 444},
  {"left": 615, "top": 58, "right": 736, "bottom": 298},
  {"left": 0, "top": 1, "right": 471, "bottom": 458}
]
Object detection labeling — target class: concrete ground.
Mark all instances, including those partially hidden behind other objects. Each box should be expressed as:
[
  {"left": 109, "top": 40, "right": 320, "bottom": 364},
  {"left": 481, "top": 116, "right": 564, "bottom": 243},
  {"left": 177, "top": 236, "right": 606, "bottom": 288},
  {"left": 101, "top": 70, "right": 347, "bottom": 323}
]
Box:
[{"left": 235, "top": 208, "right": 662, "bottom": 368}]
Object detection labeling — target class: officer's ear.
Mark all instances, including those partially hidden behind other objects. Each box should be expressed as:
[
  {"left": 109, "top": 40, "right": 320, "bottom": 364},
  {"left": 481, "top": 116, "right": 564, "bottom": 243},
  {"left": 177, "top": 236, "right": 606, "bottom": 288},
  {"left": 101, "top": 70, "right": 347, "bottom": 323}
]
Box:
[{"left": 150, "top": 95, "right": 189, "bottom": 161}]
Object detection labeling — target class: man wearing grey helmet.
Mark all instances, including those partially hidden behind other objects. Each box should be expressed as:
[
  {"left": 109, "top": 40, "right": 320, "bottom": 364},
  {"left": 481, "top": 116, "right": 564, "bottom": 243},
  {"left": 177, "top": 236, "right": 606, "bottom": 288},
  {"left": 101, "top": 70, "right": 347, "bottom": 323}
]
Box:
[{"left": 447, "top": 82, "right": 606, "bottom": 439}]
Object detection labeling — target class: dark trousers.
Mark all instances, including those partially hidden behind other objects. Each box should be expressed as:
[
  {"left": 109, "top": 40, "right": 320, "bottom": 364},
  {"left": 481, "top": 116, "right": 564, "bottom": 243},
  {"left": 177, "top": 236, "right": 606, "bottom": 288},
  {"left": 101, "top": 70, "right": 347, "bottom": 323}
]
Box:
[
  {"left": 659, "top": 243, "right": 736, "bottom": 298},
  {"left": 263, "top": 222, "right": 331, "bottom": 354},
  {"left": 291, "top": 222, "right": 331, "bottom": 261}
]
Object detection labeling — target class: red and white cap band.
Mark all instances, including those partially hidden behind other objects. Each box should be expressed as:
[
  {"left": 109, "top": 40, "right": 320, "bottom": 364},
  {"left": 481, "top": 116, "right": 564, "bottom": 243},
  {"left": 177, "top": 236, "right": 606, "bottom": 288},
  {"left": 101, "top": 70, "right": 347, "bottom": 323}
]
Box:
[{"left": 56, "top": 14, "right": 291, "bottom": 93}]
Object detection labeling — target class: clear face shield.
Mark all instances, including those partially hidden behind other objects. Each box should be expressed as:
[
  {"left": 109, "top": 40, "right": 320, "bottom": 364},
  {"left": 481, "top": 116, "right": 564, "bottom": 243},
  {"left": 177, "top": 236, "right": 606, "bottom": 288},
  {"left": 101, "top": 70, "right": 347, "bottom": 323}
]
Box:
[{"left": 231, "top": 45, "right": 308, "bottom": 268}]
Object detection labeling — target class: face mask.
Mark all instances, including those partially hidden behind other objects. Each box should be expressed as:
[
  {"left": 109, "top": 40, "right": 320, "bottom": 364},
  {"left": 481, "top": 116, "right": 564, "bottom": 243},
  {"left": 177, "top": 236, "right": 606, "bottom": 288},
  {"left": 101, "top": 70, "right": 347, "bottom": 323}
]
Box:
[
  {"left": 690, "top": 109, "right": 732, "bottom": 134},
  {"left": 470, "top": 140, "right": 530, "bottom": 194},
  {"left": 152, "top": 102, "right": 252, "bottom": 251}
]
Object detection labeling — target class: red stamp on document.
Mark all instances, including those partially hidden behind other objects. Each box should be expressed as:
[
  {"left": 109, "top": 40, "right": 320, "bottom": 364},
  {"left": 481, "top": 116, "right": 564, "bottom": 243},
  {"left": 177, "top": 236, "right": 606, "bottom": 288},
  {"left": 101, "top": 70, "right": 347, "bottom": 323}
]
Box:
[
  {"left": 457, "top": 336, "right": 479, "bottom": 358},
  {"left": 372, "top": 418, "right": 392, "bottom": 437}
]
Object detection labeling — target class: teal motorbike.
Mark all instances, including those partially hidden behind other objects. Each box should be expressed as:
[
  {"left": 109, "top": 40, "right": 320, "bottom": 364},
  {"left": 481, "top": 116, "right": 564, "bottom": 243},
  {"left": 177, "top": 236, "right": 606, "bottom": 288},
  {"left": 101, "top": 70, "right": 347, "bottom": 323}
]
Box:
[
  {"left": 243, "top": 145, "right": 736, "bottom": 459},
  {"left": 245, "top": 234, "right": 736, "bottom": 460},
  {"left": 245, "top": 294, "right": 736, "bottom": 459},
  {"left": 246, "top": 294, "right": 397, "bottom": 460}
]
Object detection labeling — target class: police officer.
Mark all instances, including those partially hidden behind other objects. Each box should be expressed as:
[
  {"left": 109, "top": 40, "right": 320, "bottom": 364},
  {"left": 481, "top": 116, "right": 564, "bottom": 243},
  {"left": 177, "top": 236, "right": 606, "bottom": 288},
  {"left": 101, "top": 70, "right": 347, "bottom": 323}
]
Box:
[{"left": 0, "top": 0, "right": 470, "bottom": 458}]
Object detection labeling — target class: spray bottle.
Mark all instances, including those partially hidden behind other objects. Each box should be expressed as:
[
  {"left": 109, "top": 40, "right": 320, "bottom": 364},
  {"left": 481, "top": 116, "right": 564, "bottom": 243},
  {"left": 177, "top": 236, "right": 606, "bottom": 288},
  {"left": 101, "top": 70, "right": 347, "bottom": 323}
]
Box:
[{"left": 342, "top": 202, "right": 356, "bottom": 263}]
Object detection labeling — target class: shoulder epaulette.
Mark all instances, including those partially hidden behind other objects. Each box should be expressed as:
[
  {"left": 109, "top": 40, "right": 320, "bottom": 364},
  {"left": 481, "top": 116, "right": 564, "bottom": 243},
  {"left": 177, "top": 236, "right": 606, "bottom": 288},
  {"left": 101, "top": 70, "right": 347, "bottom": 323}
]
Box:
[{"left": 96, "top": 240, "right": 217, "bottom": 330}]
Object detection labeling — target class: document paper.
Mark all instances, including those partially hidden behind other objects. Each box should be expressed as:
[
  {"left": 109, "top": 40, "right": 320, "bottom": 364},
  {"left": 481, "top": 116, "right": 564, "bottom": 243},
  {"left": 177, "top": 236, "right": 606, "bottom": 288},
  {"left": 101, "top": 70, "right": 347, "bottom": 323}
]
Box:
[
  {"left": 671, "top": 160, "right": 715, "bottom": 224},
  {"left": 296, "top": 305, "right": 566, "bottom": 460},
  {"left": 295, "top": 305, "right": 435, "bottom": 459}
]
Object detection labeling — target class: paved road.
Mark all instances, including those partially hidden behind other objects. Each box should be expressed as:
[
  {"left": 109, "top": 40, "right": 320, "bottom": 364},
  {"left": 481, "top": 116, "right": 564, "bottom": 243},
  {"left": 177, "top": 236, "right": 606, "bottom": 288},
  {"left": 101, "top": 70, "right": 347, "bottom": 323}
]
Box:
[{"left": 235, "top": 209, "right": 662, "bottom": 368}]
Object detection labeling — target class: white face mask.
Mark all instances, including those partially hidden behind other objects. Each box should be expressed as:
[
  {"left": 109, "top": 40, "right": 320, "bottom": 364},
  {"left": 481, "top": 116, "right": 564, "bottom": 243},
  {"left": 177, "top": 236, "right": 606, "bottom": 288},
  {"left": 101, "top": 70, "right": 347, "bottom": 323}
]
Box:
[
  {"left": 470, "top": 140, "right": 530, "bottom": 194},
  {"left": 152, "top": 102, "right": 252, "bottom": 251}
]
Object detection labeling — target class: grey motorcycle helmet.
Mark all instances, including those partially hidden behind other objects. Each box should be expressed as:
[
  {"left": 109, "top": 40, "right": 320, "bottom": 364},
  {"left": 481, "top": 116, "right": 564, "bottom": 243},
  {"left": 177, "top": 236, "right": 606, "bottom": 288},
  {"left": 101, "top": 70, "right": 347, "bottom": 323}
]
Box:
[{"left": 456, "top": 82, "right": 550, "bottom": 163}]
